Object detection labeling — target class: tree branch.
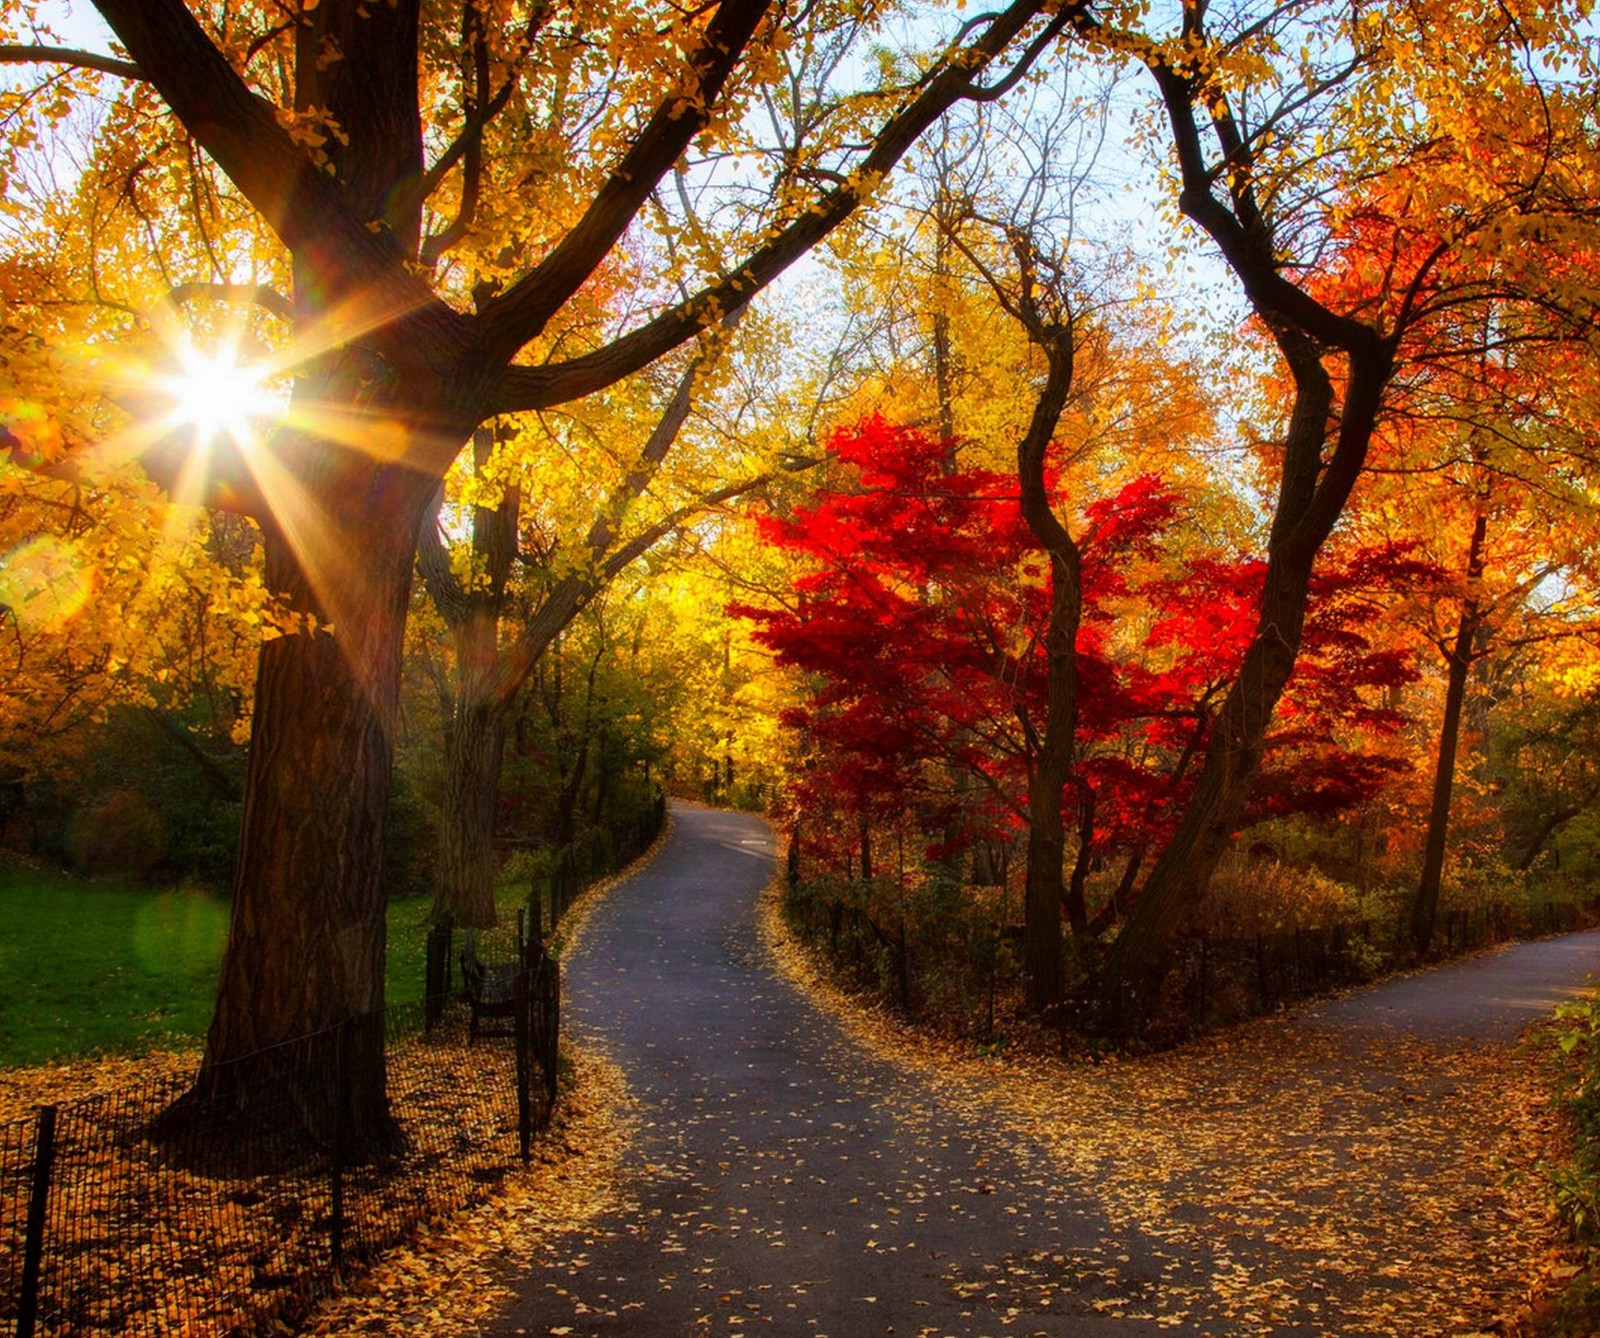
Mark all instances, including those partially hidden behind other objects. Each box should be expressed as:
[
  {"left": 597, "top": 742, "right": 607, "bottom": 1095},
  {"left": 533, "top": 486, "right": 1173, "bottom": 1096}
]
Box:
[
  {"left": 475, "top": 0, "right": 776, "bottom": 364},
  {"left": 488, "top": 0, "right": 1062, "bottom": 411},
  {"left": 166, "top": 282, "right": 295, "bottom": 323},
  {"left": 89, "top": 0, "right": 468, "bottom": 362},
  {"left": 0, "top": 43, "right": 144, "bottom": 80}
]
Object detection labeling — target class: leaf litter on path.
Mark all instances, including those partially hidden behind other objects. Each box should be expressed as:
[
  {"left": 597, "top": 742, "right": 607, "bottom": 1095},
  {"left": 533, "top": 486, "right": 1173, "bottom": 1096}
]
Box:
[{"left": 759, "top": 877, "right": 1563, "bottom": 1337}]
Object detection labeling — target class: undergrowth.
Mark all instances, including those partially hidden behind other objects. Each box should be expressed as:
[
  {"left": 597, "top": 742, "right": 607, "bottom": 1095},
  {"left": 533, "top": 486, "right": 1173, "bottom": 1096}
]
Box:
[{"left": 1537, "top": 991, "right": 1600, "bottom": 1335}]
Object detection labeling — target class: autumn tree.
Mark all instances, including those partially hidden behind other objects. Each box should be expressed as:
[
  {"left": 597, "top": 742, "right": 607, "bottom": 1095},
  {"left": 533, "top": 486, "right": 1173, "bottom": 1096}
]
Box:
[
  {"left": 745, "top": 415, "right": 1420, "bottom": 1023},
  {"left": 416, "top": 304, "right": 829, "bottom": 928},
  {"left": 1071, "top": 0, "right": 1600, "bottom": 1029},
  {"left": 0, "top": 0, "right": 1081, "bottom": 1136}
]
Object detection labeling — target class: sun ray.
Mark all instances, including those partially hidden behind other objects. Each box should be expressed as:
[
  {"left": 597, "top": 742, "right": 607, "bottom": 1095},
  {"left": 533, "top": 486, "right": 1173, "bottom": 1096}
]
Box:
[{"left": 68, "top": 285, "right": 452, "bottom": 727}]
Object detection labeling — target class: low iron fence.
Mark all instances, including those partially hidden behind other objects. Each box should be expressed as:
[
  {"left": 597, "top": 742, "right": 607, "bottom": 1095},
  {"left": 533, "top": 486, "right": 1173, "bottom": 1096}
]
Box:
[
  {"left": 0, "top": 799, "right": 675, "bottom": 1338},
  {"left": 546, "top": 791, "right": 666, "bottom": 925},
  {"left": 1, "top": 954, "right": 557, "bottom": 1336},
  {"left": 1166, "top": 894, "right": 1600, "bottom": 1028},
  {"left": 785, "top": 863, "right": 1600, "bottom": 1039}
]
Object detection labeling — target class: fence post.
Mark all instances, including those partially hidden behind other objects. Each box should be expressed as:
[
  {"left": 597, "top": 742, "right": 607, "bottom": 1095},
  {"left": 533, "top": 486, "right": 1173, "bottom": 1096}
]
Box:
[
  {"left": 537, "top": 957, "right": 561, "bottom": 1110},
  {"left": 425, "top": 918, "right": 453, "bottom": 1035},
  {"left": 330, "top": 1024, "right": 346, "bottom": 1274},
  {"left": 515, "top": 968, "right": 532, "bottom": 1162},
  {"left": 18, "top": 1104, "right": 58, "bottom": 1338}
]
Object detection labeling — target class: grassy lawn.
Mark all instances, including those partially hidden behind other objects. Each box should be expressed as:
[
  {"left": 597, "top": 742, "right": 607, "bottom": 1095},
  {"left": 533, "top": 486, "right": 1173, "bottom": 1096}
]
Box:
[{"left": 0, "top": 864, "right": 532, "bottom": 1068}]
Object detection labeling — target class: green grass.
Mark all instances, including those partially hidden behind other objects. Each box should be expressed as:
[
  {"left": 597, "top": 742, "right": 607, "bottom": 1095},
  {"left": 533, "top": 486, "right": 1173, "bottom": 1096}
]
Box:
[{"left": 0, "top": 865, "right": 532, "bottom": 1068}]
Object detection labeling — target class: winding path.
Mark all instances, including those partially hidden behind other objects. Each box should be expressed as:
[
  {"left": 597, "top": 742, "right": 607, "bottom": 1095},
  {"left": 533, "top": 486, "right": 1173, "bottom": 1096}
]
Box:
[{"left": 488, "top": 806, "right": 1600, "bottom": 1337}]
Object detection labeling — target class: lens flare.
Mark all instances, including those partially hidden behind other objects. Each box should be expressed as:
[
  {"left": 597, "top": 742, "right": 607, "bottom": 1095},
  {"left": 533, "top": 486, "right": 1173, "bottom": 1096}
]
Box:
[{"left": 0, "top": 535, "right": 95, "bottom": 631}]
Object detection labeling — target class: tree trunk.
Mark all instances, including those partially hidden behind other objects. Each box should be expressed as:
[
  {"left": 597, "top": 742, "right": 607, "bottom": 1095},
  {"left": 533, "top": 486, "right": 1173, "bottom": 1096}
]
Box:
[
  {"left": 434, "top": 696, "right": 508, "bottom": 929},
  {"left": 190, "top": 454, "right": 436, "bottom": 1151},
  {"left": 1011, "top": 302, "right": 1080, "bottom": 1014},
  {"left": 1065, "top": 779, "right": 1095, "bottom": 931},
  {"left": 1094, "top": 554, "right": 1315, "bottom": 1029},
  {"left": 1022, "top": 546, "right": 1083, "bottom": 1010},
  {"left": 419, "top": 429, "right": 517, "bottom": 928},
  {"left": 1515, "top": 803, "right": 1584, "bottom": 872},
  {"left": 1087, "top": 45, "right": 1398, "bottom": 1036},
  {"left": 1410, "top": 508, "right": 1488, "bottom": 953}
]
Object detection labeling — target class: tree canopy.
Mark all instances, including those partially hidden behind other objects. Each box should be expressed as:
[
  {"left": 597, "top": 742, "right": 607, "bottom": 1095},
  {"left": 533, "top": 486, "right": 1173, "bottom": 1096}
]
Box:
[{"left": 1, "top": 0, "right": 1599, "bottom": 1107}]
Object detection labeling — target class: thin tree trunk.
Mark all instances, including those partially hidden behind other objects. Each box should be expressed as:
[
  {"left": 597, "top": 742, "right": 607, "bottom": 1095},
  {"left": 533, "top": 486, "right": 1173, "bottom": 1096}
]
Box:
[
  {"left": 1008, "top": 273, "right": 1080, "bottom": 1014},
  {"left": 435, "top": 696, "right": 508, "bottom": 929},
  {"left": 1065, "top": 778, "right": 1095, "bottom": 931},
  {"left": 1410, "top": 508, "right": 1488, "bottom": 952}
]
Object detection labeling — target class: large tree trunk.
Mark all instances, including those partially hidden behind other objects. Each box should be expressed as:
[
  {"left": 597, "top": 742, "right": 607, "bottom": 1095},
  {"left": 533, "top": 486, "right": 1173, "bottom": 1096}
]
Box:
[
  {"left": 1095, "top": 559, "right": 1313, "bottom": 1026},
  {"left": 191, "top": 448, "right": 437, "bottom": 1151},
  {"left": 1410, "top": 508, "right": 1488, "bottom": 953}
]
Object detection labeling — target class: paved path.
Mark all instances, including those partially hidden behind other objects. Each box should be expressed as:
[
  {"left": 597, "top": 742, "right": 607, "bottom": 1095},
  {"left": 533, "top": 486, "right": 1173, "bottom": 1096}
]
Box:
[
  {"left": 489, "top": 807, "right": 1600, "bottom": 1337},
  {"left": 1300, "top": 929, "right": 1600, "bottom": 1040}
]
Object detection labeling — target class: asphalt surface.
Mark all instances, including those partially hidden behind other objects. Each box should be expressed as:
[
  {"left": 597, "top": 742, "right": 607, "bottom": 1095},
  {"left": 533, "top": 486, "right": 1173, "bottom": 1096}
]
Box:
[
  {"left": 1299, "top": 928, "right": 1600, "bottom": 1040},
  {"left": 490, "top": 806, "right": 1600, "bottom": 1337},
  {"left": 491, "top": 806, "right": 1163, "bottom": 1336}
]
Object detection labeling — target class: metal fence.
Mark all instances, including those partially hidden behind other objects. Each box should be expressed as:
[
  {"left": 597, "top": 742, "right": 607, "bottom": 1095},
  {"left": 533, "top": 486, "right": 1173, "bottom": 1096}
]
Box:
[
  {"left": 547, "top": 791, "right": 667, "bottom": 925},
  {"left": 0, "top": 796, "right": 674, "bottom": 1338},
  {"left": 1, "top": 969, "right": 556, "bottom": 1336},
  {"left": 1164, "top": 894, "right": 1600, "bottom": 1029}
]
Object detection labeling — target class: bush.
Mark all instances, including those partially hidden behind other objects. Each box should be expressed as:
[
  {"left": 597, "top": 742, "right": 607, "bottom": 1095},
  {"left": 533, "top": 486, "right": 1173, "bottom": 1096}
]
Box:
[
  {"left": 1201, "top": 854, "right": 1367, "bottom": 935},
  {"left": 1535, "top": 992, "right": 1600, "bottom": 1334}
]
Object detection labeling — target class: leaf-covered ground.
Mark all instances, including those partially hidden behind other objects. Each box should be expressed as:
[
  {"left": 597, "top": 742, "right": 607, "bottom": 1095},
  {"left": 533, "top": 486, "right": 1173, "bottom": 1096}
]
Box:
[
  {"left": 0, "top": 829, "right": 666, "bottom": 1337},
  {"left": 769, "top": 909, "right": 1567, "bottom": 1335},
  {"left": 19, "top": 808, "right": 1571, "bottom": 1336}
]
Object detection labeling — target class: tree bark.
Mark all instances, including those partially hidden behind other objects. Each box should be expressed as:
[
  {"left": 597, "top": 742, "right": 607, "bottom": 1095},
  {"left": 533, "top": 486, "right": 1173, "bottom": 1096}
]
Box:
[
  {"left": 1095, "top": 560, "right": 1311, "bottom": 1024},
  {"left": 1014, "top": 314, "right": 1080, "bottom": 1012},
  {"left": 192, "top": 437, "right": 439, "bottom": 1150},
  {"left": 1410, "top": 507, "right": 1488, "bottom": 953},
  {"left": 436, "top": 696, "right": 508, "bottom": 929}
]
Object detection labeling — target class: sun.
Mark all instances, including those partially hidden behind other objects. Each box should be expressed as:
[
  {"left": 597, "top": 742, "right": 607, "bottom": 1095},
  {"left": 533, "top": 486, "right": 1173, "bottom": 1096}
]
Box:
[{"left": 155, "top": 340, "right": 279, "bottom": 451}]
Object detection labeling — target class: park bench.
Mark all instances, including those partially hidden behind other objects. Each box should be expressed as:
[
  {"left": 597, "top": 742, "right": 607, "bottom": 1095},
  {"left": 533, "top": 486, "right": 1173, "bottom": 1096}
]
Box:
[{"left": 459, "top": 953, "right": 520, "bottom": 1043}]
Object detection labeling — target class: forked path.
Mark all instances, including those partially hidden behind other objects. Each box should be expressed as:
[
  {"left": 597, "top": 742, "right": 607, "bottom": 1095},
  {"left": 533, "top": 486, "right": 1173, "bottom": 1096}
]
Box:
[{"left": 490, "top": 807, "right": 1600, "bottom": 1337}]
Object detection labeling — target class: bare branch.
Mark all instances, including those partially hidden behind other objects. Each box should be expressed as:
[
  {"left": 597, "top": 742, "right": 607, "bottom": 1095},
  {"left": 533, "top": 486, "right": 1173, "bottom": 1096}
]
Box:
[
  {"left": 0, "top": 43, "right": 144, "bottom": 81},
  {"left": 166, "top": 282, "right": 295, "bottom": 323},
  {"left": 490, "top": 0, "right": 1064, "bottom": 412}
]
